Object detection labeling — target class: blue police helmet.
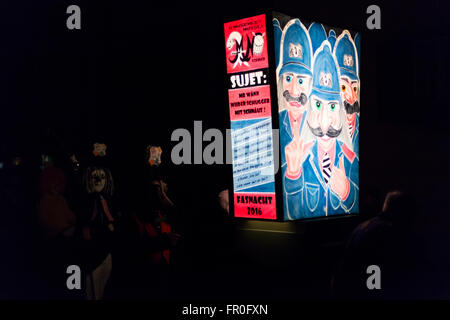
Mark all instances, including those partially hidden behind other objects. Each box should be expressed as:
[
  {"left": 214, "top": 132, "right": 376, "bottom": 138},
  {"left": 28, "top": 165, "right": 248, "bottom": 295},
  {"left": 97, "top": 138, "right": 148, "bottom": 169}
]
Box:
[
  {"left": 328, "top": 29, "right": 337, "bottom": 52},
  {"left": 334, "top": 31, "right": 358, "bottom": 81},
  {"left": 354, "top": 32, "right": 361, "bottom": 78},
  {"left": 273, "top": 19, "right": 282, "bottom": 70},
  {"left": 311, "top": 41, "right": 341, "bottom": 102},
  {"left": 308, "top": 22, "right": 327, "bottom": 55},
  {"left": 279, "top": 19, "right": 312, "bottom": 77}
]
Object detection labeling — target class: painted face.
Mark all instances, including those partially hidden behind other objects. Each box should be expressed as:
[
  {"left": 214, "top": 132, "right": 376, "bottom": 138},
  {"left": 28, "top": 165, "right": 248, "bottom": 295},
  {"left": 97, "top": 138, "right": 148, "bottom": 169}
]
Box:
[
  {"left": 307, "top": 95, "right": 342, "bottom": 151},
  {"left": 340, "top": 77, "right": 359, "bottom": 120},
  {"left": 93, "top": 143, "right": 107, "bottom": 157},
  {"left": 226, "top": 38, "right": 234, "bottom": 50},
  {"left": 147, "top": 146, "right": 162, "bottom": 166},
  {"left": 227, "top": 31, "right": 242, "bottom": 50},
  {"left": 282, "top": 72, "right": 312, "bottom": 120},
  {"left": 91, "top": 169, "right": 106, "bottom": 193},
  {"left": 253, "top": 32, "right": 265, "bottom": 55}
]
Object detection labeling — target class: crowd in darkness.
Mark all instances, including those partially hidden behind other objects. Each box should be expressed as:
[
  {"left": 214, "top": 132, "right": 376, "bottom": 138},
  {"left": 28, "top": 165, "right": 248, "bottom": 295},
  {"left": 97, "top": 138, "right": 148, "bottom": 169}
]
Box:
[
  {"left": 2, "top": 127, "right": 447, "bottom": 300},
  {"left": 0, "top": 129, "right": 232, "bottom": 300}
]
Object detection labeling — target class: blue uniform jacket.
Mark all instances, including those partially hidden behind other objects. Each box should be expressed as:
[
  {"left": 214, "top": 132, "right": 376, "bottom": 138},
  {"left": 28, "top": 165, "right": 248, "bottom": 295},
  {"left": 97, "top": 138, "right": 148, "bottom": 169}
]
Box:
[
  {"left": 283, "top": 139, "right": 359, "bottom": 220},
  {"left": 352, "top": 114, "right": 359, "bottom": 157}
]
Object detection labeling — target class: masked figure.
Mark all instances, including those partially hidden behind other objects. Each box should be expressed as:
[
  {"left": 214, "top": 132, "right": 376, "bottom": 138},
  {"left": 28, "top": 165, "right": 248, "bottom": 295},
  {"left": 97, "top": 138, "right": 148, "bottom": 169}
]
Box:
[
  {"left": 146, "top": 145, "right": 162, "bottom": 167},
  {"left": 335, "top": 31, "right": 360, "bottom": 156},
  {"left": 277, "top": 19, "right": 314, "bottom": 220},
  {"left": 92, "top": 143, "right": 107, "bottom": 157},
  {"left": 81, "top": 165, "right": 116, "bottom": 300},
  {"left": 296, "top": 41, "right": 359, "bottom": 218},
  {"left": 118, "top": 146, "right": 180, "bottom": 299}
]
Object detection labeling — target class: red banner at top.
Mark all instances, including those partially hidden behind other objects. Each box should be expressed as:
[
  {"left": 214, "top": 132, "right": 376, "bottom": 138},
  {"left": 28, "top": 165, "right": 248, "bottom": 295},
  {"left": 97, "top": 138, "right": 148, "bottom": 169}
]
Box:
[{"left": 224, "top": 14, "right": 268, "bottom": 74}]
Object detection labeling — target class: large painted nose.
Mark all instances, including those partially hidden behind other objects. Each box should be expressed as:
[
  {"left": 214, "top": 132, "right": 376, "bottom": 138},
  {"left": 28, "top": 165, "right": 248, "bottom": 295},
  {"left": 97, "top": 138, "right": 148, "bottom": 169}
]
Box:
[
  {"left": 286, "top": 78, "right": 301, "bottom": 98},
  {"left": 345, "top": 86, "right": 358, "bottom": 105},
  {"left": 293, "top": 81, "right": 301, "bottom": 97},
  {"left": 319, "top": 106, "right": 330, "bottom": 134}
]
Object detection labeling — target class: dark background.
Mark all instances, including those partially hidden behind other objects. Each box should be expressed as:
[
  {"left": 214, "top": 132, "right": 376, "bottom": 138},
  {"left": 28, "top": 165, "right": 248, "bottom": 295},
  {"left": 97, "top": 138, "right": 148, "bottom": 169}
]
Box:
[{"left": 1, "top": 0, "right": 450, "bottom": 299}]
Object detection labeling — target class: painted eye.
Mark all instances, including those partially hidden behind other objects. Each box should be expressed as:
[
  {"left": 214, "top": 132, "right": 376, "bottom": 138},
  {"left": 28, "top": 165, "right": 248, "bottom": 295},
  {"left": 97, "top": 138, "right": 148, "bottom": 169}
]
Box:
[
  {"left": 341, "top": 85, "right": 346, "bottom": 92},
  {"left": 330, "top": 104, "right": 336, "bottom": 111},
  {"left": 353, "top": 87, "right": 358, "bottom": 93},
  {"left": 298, "top": 78, "right": 303, "bottom": 85},
  {"left": 315, "top": 101, "right": 321, "bottom": 109},
  {"left": 286, "top": 75, "right": 291, "bottom": 83}
]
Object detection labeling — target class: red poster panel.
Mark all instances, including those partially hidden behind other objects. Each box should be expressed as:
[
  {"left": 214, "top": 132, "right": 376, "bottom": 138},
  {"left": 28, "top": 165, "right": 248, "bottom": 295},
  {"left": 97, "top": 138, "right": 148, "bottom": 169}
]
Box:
[
  {"left": 228, "top": 85, "right": 272, "bottom": 121},
  {"left": 224, "top": 14, "right": 269, "bottom": 74},
  {"left": 225, "top": 13, "right": 277, "bottom": 220},
  {"left": 234, "top": 192, "right": 277, "bottom": 219}
]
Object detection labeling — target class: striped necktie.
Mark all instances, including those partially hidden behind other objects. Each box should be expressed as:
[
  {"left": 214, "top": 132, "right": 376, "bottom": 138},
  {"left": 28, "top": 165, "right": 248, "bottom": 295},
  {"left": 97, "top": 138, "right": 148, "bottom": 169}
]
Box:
[
  {"left": 349, "top": 123, "right": 354, "bottom": 139},
  {"left": 322, "top": 152, "right": 331, "bottom": 185}
]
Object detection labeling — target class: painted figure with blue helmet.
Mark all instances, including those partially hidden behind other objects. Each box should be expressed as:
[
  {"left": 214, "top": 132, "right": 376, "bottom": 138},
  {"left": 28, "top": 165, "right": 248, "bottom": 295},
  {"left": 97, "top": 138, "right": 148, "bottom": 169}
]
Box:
[
  {"left": 334, "top": 31, "right": 360, "bottom": 156},
  {"left": 354, "top": 32, "right": 361, "bottom": 103},
  {"left": 296, "top": 41, "right": 359, "bottom": 219},
  {"left": 276, "top": 19, "right": 314, "bottom": 220},
  {"left": 354, "top": 32, "right": 361, "bottom": 76},
  {"left": 328, "top": 29, "right": 337, "bottom": 51},
  {"left": 273, "top": 18, "right": 282, "bottom": 70},
  {"left": 308, "top": 22, "right": 327, "bottom": 56}
]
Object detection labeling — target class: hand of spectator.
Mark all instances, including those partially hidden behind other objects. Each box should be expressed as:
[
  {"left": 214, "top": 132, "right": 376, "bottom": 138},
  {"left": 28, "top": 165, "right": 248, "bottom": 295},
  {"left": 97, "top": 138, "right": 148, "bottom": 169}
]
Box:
[{"left": 218, "top": 189, "right": 229, "bottom": 214}]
